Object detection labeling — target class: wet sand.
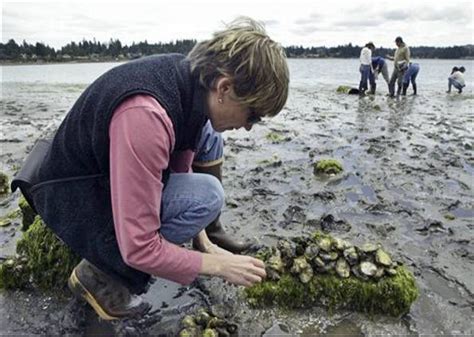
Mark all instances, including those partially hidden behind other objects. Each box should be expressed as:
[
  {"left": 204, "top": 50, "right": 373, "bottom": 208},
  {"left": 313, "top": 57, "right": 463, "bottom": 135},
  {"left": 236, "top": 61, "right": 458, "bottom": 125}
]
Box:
[{"left": 1, "top": 79, "right": 473, "bottom": 335}]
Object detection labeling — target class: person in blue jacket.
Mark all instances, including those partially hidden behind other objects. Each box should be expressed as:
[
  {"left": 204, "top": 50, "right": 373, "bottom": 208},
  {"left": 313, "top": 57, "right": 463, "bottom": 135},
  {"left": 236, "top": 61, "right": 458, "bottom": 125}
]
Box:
[
  {"left": 369, "top": 56, "right": 389, "bottom": 94},
  {"left": 402, "top": 62, "right": 420, "bottom": 95}
]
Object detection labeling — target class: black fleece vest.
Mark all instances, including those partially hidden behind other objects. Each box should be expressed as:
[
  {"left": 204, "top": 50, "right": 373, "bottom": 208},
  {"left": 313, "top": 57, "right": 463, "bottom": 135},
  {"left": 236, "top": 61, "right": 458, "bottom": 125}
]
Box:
[
  {"left": 29, "top": 54, "right": 208, "bottom": 293},
  {"left": 38, "top": 53, "right": 207, "bottom": 181}
]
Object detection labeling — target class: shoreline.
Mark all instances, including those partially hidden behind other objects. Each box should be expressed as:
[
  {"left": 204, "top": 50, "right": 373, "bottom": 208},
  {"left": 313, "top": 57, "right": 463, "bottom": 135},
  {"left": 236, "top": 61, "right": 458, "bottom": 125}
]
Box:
[{"left": 2, "top": 56, "right": 473, "bottom": 67}]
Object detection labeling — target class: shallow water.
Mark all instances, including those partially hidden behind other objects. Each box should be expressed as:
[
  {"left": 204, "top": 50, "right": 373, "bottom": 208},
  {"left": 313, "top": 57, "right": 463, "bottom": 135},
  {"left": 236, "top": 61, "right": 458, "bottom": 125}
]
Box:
[{"left": 1, "top": 59, "right": 473, "bottom": 335}]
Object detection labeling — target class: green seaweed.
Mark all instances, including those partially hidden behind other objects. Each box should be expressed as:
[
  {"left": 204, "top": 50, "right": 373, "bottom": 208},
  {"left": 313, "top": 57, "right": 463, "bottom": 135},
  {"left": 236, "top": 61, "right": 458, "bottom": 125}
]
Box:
[
  {"left": 336, "top": 85, "right": 351, "bottom": 94},
  {"left": 313, "top": 159, "right": 344, "bottom": 175},
  {"left": 19, "top": 195, "right": 36, "bottom": 231},
  {"left": 444, "top": 213, "right": 456, "bottom": 221},
  {"left": 0, "top": 216, "right": 80, "bottom": 290},
  {"left": 246, "top": 265, "right": 418, "bottom": 317},
  {"left": 265, "top": 132, "right": 289, "bottom": 143},
  {"left": 0, "top": 172, "right": 9, "bottom": 195}
]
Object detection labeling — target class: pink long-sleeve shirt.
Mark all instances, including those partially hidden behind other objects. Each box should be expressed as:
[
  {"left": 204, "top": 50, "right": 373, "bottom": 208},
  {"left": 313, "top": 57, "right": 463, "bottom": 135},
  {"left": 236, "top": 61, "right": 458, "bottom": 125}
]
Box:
[{"left": 109, "top": 94, "right": 202, "bottom": 285}]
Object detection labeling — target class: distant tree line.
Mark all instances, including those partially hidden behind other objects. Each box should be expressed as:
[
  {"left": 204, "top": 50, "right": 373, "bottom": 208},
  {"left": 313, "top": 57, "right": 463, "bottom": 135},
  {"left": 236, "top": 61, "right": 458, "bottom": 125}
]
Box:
[
  {"left": 1, "top": 38, "right": 472, "bottom": 63},
  {"left": 285, "top": 43, "right": 474, "bottom": 59}
]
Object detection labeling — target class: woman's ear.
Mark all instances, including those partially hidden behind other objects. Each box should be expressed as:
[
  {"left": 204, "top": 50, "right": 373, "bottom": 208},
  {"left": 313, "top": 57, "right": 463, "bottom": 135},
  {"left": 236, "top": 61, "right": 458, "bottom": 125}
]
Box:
[{"left": 216, "top": 76, "right": 233, "bottom": 96}]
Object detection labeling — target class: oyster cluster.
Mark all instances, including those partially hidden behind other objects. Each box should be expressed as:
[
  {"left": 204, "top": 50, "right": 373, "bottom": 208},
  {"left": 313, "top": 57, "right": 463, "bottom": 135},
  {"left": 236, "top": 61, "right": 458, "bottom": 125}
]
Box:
[
  {"left": 179, "top": 308, "right": 238, "bottom": 337},
  {"left": 264, "top": 234, "right": 398, "bottom": 283}
]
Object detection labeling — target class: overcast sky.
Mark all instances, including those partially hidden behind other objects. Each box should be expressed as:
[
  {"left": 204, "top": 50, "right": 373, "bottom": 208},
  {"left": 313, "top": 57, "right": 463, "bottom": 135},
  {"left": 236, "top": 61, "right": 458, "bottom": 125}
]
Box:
[{"left": 2, "top": 0, "right": 473, "bottom": 49}]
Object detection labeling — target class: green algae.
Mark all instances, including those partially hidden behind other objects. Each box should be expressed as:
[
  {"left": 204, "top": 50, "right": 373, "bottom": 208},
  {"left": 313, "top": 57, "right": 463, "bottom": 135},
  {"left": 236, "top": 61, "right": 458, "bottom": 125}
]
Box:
[
  {"left": 18, "top": 195, "right": 36, "bottom": 231},
  {"left": 246, "top": 231, "right": 419, "bottom": 317},
  {"left": 336, "top": 85, "right": 351, "bottom": 94},
  {"left": 265, "top": 131, "right": 289, "bottom": 144},
  {"left": 0, "top": 172, "right": 9, "bottom": 195},
  {"left": 444, "top": 213, "right": 456, "bottom": 221},
  {"left": 0, "top": 208, "right": 21, "bottom": 227},
  {"left": 313, "top": 159, "right": 344, "bottom": 175},
  {"left": 246, "top": 266, "right": 418, "bottom": 317},
  {"left": 0, "top": 216, "right": 80, "bottom": 290}
]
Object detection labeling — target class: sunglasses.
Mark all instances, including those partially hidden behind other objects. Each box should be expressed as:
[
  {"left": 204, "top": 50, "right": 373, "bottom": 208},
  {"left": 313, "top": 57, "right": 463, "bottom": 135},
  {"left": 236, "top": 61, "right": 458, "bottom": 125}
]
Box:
[{"left": 247, "top": 110, "right": 262, "bottom": 125}]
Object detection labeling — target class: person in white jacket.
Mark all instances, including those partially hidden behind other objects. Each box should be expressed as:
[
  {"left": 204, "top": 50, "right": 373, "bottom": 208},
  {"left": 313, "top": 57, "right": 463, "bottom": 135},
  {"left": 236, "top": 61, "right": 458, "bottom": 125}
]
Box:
[
  {"left": 447, "top": 66, "right": 466, "bottom": 93},
  {"left": 359, "top": 42, "right": 375, "bottom": 95}
]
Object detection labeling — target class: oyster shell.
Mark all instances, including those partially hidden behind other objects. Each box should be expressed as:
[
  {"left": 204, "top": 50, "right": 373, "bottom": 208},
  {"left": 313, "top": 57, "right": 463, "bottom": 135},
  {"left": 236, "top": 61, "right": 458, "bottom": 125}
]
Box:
[
  {"left": 312, "top": 256, "right": 326, "bottom": 268},
  {"left": 360, "top": 243, "right": 378, "bottom": 253},
  {"left": 277, "top": 240, "right": 296, "bottom": 259},
  {"left": 335, "top": 258, "right": 350, "bottom": 278},
  {"left": 375, "top": 249, "right": 392, "bottom": 267},
  {"left": 181, "top": 315, "right": 197, "bottom": 328},
  {"left": 291, "top": 256, "right": 313, "bottom": 283},
  {"left": 360, "top": 261, "right": 378, "bottom": 276},
  {"left": 333, "top": 237, "right": 350, "bottom": 251},
  {"left": 343, "top": 246, "right": 359, "bottom": 265},
  {"left": 304, "top": 244, "right": 320, "bottom": 260},
  {"left": 203, "top": 328, "right": 219, "bottom": 337},
  {"left": 319, "top": 251, "right": 339, "bottom": 262},
  {"left": 374, "top": 267, "right": 385, "bottom": 279},
  {"left": 317, "top": 237, "right": 333, "bottom": 252}
]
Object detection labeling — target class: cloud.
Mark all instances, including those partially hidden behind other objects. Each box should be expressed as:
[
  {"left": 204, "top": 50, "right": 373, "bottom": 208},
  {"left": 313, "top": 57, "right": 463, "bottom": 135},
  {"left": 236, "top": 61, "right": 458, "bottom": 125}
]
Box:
[
  {"left": 262, "top": 19, "right": 280, "bottom": 27},
  {"left": 382, "top": 9, "right": 412, "bottom": 20},
  {"left": 335, "top": 18, "right": 383, "bottom": 27},
  {"left": 418, "top": 5, "right": 472, "bottom": 23},
  {"left": 294, "top": 12, "right": 323, "bottom": 25}
]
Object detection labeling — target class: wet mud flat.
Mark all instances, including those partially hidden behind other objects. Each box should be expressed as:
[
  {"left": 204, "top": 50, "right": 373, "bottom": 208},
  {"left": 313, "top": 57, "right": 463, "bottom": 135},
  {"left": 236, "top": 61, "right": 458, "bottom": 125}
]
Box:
[{"left": 1, "top": 81, "right": 473, "bottom": 336}]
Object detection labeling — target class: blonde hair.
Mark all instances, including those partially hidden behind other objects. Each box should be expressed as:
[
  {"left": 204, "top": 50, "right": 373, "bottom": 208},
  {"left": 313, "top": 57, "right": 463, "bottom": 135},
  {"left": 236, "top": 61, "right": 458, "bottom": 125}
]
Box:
[{"left": 187, "top": 17, "right": 289, "bottom": 117}]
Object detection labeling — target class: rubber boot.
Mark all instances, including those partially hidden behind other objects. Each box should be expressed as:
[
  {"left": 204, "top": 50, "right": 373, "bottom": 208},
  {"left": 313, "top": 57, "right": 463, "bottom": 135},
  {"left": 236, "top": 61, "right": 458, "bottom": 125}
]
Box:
[
  {"left": 412, "top": 83, "right": 417, "bottom": 95},
  {"left": 192, "top": 163, "right": 252, "bottom": 253},
  {"left": 402, "top": 83, "right": 408, "bottom": 96},
  {"left": 68, "top": 259, "right": 151, "bottom": 320}
]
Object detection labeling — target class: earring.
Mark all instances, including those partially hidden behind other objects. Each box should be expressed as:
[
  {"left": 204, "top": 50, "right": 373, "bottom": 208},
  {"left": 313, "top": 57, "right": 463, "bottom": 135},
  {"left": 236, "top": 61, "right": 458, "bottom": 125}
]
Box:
[{"left": 218, "top": 98, "right": 223, "bottom": 104}]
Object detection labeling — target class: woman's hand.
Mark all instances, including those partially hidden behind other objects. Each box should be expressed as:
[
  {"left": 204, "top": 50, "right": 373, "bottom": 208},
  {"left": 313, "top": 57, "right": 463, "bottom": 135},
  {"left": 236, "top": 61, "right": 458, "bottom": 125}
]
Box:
[
  {"left": 200, "top": 253, "right": 266, "bottom": 287},
  {"left": 206, "top": 242, "right": 233, "bottom": 256}
]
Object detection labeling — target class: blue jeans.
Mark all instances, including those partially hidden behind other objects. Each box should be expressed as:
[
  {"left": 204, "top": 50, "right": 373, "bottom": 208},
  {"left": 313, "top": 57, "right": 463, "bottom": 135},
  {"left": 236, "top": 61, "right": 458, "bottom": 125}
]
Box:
[
  {"left": 359, "top": 64, "right": 371, "bottom": 93},
  {"left": 403, "top": 64, "right": 420, "bottom": 85},
  {"left": 161, "top": 120, "right": 224, "bottom": 243}
]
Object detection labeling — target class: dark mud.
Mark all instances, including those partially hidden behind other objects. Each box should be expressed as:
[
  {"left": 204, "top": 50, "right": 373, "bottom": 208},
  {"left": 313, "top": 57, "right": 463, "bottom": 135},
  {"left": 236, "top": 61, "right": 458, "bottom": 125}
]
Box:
[{"left": 1, "top": 65, "right": 473, "bottom": 335}]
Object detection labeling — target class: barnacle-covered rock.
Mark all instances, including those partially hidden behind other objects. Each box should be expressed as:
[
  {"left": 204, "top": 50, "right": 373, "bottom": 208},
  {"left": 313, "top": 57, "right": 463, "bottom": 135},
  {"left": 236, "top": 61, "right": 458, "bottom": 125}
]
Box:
[
  {"left": 247, "top": 231, "right": 419, "bottom": 316},
  {"left": 313, "top": 159, "right": 344, "bottom": 175}
]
